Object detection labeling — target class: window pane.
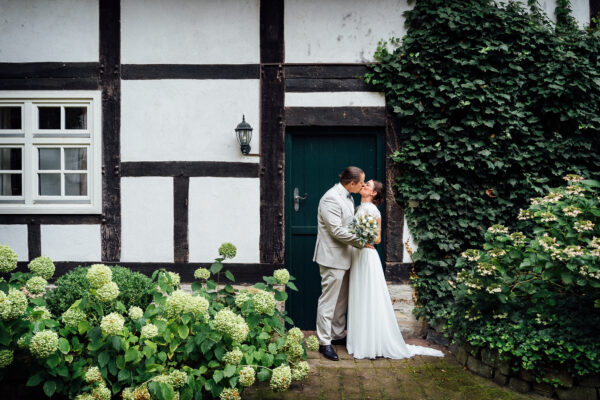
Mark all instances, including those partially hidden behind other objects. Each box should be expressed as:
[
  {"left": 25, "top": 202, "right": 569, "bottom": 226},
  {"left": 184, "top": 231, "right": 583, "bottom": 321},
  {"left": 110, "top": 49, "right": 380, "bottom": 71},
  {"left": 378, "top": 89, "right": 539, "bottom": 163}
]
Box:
[
  {"left": 0, "top": 148, "right": 22, "bottom": 170},
  {"left": 0, "top": 107, "right": 21, "bottom": 130},
  {"left": 64, "top": 148, "right": 87, "bottom": 170},
  {"left": 65, "top": 173, "right": 87, "bottom": 196},
  {"left": 39, "top": 148, "right": 61, "bottom": 170},
  {"left": 38, "top": 107, "right": 61, "bottom": 129},
  {"left": 0, "top": 174, "right": 22, "bottom": 196},
  {"left": 65, "top": 107, "right": 87, "bottom": 130},
  {"left": 39, "top": 173, "right": 61, "bottom": 195}
]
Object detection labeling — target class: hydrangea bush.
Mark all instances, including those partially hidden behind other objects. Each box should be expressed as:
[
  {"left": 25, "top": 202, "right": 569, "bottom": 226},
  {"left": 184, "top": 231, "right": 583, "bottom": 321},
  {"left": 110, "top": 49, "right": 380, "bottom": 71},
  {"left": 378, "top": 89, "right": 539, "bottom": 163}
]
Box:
[
  {"left": 448, "top": 176, "right": 600, "bottom": 379},
  {"left": 0, "top": 243, "right": 315, "bottom": 399}
]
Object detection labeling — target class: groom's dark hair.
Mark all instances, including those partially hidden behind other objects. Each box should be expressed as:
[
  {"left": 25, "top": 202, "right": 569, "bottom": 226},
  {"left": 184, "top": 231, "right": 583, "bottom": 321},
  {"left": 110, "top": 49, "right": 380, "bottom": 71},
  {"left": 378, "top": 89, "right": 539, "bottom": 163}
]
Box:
[{"left": 339, "top": 166, "right": 364, "bottom": 185}]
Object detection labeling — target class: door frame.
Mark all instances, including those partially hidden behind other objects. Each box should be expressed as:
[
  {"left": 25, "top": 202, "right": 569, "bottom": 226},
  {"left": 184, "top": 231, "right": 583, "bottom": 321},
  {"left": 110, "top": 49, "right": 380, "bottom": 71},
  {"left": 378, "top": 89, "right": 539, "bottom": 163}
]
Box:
[{"left": 284, "top": 126, "right": 386, "bottom": 326}]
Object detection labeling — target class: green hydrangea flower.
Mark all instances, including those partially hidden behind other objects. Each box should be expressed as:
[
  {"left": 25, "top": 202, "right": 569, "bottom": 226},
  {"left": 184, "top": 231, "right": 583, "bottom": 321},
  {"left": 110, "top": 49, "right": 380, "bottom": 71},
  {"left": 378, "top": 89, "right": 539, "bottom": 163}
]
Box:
[
  {"left": 0, "top": 245, "right": 18, "bottom": 274},
  {"left": 128, "top": 306, "right": 144, "bottom": 320},
  {"left": 239, "top": 366, "right": 255, "bottom": 387},
  {"left": 234, "top": 290, "right": 252, "bottom": 309},
  {"left": 84, "top": 366, "right": 103, "bottom": 383},
  {"left": 218, "top": 242, "right": 237, "bottom": 259},
  {"left": 286, "top": 327, "right": 303, "bottom": 343},
  {"left": 121, "top": 388, "right": 134, "bottom": 400},
  {"left": 305, "top": 335, "right": 319, "bottom": 352},
  {"left": 0, "top": 349, "right": 14, "bottom": 368},
  {"left": 291, "top": 361, "right": 310, "bottom": 381},
  {"left": 100, "top": 312, "right": 124, "bottom": 336},
  {"left": 91, "top": 384, "right": 111, "bottom": 400},
  {"left": 75, "top": 394, "right": 94, "bottom": 400},
  {"left": 27, "top": 306, "right": 52, "bottom": 322},
  {"left": 25, "top": 276, "right": 48, "bottom": 295},
  {"left": 223, "top": 348, "right": 243, "bottom": 365},
  {"left": 141, "top": 323, "right": 158, "bottom": 339},
  {"left": 286, "top": 342, "right": 304, "bottom": 361},
  {"left": 0, "top": 288, "right": 28, "bottom": 320},
  {"left": 28, "top": 256, "right": 55, "bottom": 280},
  {"left": 96, "top": 281, "right": 120, "bottom": 302},
  {"left": 169, "top": 370, "right": 187, "bottom": 389},
  {"left": 219, "top": 388, "right": 241, "bottom": 400},
  {"left": 30, "top": 330, "right": 59, "bottom": 358},
  {"left": 164, "top": 290, "right": 209, "bottom": 319},
  {"left": 270, "top": 365, "right": 292, "bottom": 392},
  {"left": 194, "top": 267, "right": 210, "bottom": 280},
  {"left": 168, "top": 272, "right": 181, "bottom": 286},
  {"left": 212, "top": 309, "right": 249, "bottom": 343},
  {"left": 86, "top": 264, "right": 112, "bottom": 289},
  {"left": 273, "top": 268, "right": 290, "bottom": 285},
  {"left": 62, "top": 306, "right": 87, "bottom": 329},
  {"left": 16, "top": 335, "right": 29, "bottom": 349},
  {"left": 253, "top": 290, "right": 276, "bottom": 315}
]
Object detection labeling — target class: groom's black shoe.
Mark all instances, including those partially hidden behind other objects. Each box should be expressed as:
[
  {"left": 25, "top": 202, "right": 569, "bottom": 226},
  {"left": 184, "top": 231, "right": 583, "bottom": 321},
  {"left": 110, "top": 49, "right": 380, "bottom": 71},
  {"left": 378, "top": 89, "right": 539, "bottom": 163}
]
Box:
[
  {"left": 331, "top": 337, "right": 347, "bottom": 346},
  {"left": 318, "top": 345, "right": 339, "bottom": 361}
]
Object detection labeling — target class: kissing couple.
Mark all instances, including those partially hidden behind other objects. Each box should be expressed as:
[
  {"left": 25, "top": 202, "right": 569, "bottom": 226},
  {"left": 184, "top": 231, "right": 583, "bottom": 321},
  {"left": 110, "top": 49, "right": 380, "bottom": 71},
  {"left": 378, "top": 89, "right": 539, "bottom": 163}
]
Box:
[{"left": 313, "top": 166, "right": 444, "bottom": 360}]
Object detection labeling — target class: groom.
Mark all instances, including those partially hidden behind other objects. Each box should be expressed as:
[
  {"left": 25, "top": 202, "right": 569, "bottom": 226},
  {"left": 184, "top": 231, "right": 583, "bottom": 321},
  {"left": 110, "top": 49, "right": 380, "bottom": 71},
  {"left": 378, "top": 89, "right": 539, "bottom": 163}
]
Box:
[{"left": 313, "top": 166, "right": 366, "bottom": 361}]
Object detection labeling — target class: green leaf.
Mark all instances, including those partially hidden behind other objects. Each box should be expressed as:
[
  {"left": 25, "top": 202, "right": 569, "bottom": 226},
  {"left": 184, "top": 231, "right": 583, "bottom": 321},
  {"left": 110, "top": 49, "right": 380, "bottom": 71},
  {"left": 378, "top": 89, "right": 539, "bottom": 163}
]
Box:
[
  {"left": 210, "top": 261, "right": 223, "bottom": 274},
  {"left": 148, "top": 381, "right": 175, "bottom": 400},
  {"left": 224, "top": 270, "right": 235, "bottom": 282},
  {"left": 43, "top": 380, "right": 57, "bottom": 397},
  {"left": 112, "top": 335, "right": 122, "bottom": 351},
  {"left": 178, "top": 325, "right": 189, "bottom": 340},
  {"left": 98, "top": 351, "right": 110, "bottom": 368},
  {"left": 125, "top": 348, "right": 139, "bottom": 363},
  {"left": 286, "top": 282, "right": 298, "bottom": 291},
  {"left": 118, "top": 368, "right": 131, "bottom": 382},
  {"left": 213, "top": 369, "right": 224, "bottom": 384},
  {"left": 26, "top": 372, "right": 45, "bottom": 387},
  {"left": 223, "top": 364, "right": 237, "bottom": 378},
  {"left": 274, "top": 290, "right": 288, "bottom": 301},
  {"left": 257, "top": 368, "right": 271, "bottom": 381}
]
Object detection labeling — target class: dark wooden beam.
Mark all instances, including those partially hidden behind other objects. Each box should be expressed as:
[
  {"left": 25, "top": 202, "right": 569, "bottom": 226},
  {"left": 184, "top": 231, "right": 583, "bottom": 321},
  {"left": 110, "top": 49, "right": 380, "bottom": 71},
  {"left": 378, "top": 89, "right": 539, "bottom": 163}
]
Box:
[
  {"left": 122, "top": 64, "right": 260, "bottom": 80},
  {"left": 285, "top": 78, "right": 375, "bottom": 92},
  {"left": 0, "top": 78, "right": 99, "bottom": 90},
  {"left": 121, "top": 161, "right": 260, "bottom": 177},
  {"left": 173, "top": 177, "right": 189, "bottom": 263},
  {"left": 260, "top": 0, "right": 284, "bottom": 64},
  {"left": 592, "top": 0, "right": 600, "bottom": 27},
  {"left": 27, "top": 223, "right": 41, "bottom": 260},
  {"left": 99, "top": 0, "right": 121, "bottom": 262},
  {"left": 383, "top": 262, "right": 412, "bottom": 284},
  {"left": 17, "top": 261, "right": 284, "bottom": 284},
  {"left": 0, "top": 215, "right": 102, "bottom": 225},
  {"left": 284, "top": 64, "right": 369, "bottom": 79},
  {"left": 0, "top": 62, "right": 100, "bottom": 79},
  {"left": 384, "top": 109, "right": 405, "bottom": 263},
  {"left": 285, "top": 107, "right": 386, "bottom": 127},
  {"left": 259, "top": 0, "right": 285, "bottom": 264}
]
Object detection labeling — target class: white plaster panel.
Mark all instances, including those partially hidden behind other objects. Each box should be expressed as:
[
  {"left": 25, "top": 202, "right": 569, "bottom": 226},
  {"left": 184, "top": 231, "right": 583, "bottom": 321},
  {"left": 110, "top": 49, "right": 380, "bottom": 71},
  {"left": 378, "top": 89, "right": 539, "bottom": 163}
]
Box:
[
  {"left": 121, "top": 177, "right": 174, "bottom": 262},
  {"left": 285, "top": 0, "right": 411, "bottom": 63},
  {"left": 0, "top": 225, "right": 28, "bottom": 261},
  {"left": 188, "top": 177, "right": 259, "bottom": 263},
  {"left": 285, "top": 92, "right": 386, "bottom": 107},
  {"left": 402, "top": 218, "right": 417, "bottom": 264},
  {"left": 122, "top": 0, "right": 259, "bottom": 64},
  {"left": 121, "top": 80, "right": 260, "bottom": 162},
  {"left": 41, "top": 225, "right": 101, "bottom": 262},
  {"left": 0, "top": 0, "right": 99, "bottom": 62}
]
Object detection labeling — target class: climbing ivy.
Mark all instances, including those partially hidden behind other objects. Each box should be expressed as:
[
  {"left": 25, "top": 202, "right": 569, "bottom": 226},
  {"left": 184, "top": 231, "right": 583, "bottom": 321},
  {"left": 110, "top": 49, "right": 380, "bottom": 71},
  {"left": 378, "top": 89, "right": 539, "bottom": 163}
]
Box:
[{"left": 366, "top": 0, "right": 600, "bottom": 323}]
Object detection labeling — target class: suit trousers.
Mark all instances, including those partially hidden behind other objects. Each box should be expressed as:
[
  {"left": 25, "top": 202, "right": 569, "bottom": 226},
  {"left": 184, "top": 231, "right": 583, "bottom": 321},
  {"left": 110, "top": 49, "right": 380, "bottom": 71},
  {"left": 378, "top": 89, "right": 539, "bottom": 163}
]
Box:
[{"left": 316, "top": 265, "right": 349, "bottom": 345}]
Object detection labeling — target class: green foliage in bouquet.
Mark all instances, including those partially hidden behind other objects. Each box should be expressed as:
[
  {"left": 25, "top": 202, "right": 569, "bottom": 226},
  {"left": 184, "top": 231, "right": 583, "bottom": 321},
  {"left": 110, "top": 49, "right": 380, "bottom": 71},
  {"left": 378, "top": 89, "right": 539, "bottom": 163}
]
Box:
[
  {"left": 365, "top": 0, "right": 600, "bottom": 324},
  {"left": 0, "top": 243, "right": 316, "bottom": 399},
  {"left": 448, "top": 177, "right": 600, "bottom": 378},
  {"left": 45, "top": 265, "right": 154, "bottom": 316}
]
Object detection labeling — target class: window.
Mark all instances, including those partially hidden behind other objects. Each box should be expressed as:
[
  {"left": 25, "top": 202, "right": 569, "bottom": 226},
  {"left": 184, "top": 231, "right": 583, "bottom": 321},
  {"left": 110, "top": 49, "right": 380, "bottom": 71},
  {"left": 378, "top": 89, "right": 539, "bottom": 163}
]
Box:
[{"left": 0, "top": 91, "right": 101, "bottom": 214}]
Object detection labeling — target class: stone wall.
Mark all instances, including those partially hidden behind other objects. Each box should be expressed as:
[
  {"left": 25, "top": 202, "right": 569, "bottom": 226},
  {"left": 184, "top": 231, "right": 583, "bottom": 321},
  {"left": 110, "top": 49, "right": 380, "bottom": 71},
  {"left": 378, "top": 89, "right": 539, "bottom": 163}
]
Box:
[
  {"left": 388, "top": 283, "right": 427, "bottom": 338},
  {"left": 449, "top": 342, "right": 600, "bottom": 400}
]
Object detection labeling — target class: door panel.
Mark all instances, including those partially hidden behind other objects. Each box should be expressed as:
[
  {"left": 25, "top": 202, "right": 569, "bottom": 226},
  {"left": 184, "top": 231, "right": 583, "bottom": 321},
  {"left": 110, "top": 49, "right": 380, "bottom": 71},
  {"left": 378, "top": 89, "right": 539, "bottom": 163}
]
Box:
[{"left": 285, "top": 128, "right": 384, "bottom": 329}]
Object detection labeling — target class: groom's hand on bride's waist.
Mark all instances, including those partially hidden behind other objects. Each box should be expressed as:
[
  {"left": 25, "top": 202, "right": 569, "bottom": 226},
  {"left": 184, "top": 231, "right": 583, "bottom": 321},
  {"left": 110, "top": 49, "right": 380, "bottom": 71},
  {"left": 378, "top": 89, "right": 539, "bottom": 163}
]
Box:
[{"left": 364, "top": 244, "right": 375, "bottom": 249}]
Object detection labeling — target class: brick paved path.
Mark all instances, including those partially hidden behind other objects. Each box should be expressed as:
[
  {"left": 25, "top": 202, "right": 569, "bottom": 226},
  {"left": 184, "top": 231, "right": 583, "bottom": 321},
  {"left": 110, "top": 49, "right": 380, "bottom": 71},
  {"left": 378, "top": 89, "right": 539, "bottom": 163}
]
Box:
[{"left": 243, "top": 338, "right": 544, "bottom": 400}]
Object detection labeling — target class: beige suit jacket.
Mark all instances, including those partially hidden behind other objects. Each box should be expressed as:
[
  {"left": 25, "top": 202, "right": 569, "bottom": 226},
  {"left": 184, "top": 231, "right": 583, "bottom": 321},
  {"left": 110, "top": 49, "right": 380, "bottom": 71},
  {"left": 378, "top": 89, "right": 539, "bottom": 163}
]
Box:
[{"left": 313, "top": 183, "right": 363, "bottom": 270}]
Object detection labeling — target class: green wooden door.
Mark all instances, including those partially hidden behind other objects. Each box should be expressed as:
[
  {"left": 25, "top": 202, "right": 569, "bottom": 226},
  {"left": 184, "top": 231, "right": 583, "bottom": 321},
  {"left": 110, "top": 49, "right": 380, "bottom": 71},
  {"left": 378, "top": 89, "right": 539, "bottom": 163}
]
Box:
[{"left": 285, "top": 128, "right": 384, "bottom": 329}]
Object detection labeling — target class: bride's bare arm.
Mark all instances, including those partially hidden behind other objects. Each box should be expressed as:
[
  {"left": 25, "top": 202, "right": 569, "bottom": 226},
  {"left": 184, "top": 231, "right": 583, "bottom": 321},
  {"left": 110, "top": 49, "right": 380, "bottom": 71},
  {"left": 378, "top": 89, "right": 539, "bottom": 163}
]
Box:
[{"left": 374, "top": 217, "right": 382, "bottom": 244}]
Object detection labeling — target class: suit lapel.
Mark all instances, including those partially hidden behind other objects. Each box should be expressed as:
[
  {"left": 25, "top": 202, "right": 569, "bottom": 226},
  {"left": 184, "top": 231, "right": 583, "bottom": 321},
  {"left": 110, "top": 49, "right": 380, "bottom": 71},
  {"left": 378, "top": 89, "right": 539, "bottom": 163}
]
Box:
[{"left": 335, "top": 184, "right": 355, "bottom": 216}]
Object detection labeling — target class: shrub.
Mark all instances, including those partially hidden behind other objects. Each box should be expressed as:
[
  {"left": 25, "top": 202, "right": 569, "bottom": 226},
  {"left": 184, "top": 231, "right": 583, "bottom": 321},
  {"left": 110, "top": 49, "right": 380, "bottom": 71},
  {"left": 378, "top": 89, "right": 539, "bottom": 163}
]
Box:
[
  {"left": 45, "top": 265, "right": 153, "bottom": 316},
  {"left": 365, "top": 0, "right": 600, "bottom": 324},
  {"left": 448, "top": 177, "right": 600, "bottom": 378}
]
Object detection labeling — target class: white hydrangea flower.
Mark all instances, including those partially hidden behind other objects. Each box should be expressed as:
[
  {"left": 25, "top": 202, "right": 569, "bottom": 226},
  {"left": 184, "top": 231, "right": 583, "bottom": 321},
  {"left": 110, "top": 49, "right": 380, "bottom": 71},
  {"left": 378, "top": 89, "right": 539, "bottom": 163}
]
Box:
[
  {"left": 563, "top": 245, "right": 584, "bottom": 258},
  {"left": 487, "top": 249, "right": 506, "bottom": 258},
  {"left": 291, "top": 361, "right": 310, "bottom": 381},
  {"left": 194, "top": 268, "right": 210, "bottom": 280},
  {"left": 234, "top": 290, "right": 252, "bottom": 309},
  {"left": 25, "top": 276, "right": 48, "bottom": 295},
  {"left": 92, "top": 385, "right": 111, "bottom": 400},
  {"left": 168, "top": 272, "right": 181, "bottom": 286},
  {"left": 219, "top": 388, "right": 241, "bottom": 400},
  {"left": 0, "top": 349, "right": 14, "bottom": 368},
  {"left": 62, "top": 307, "right": 87, "bottom": 329},
  {"left": 30, "top": 330, "right": 59, "bottom": 358},
  {"left": 509, "top": 232, "right": 526, "bottom": 246},
  {"left": 96, "top": 282, "right": 120, "bottom": 302},
  {"left": 253, "top": 290, "right": 276, "bottom": 315},
  {"left": 270, "top": 365, "right": 292, "bottom": 392},
  {"left": 212, "top": 309, "right": 249, "bottom": 343},
  {"left": 239, "top": 366, "right": 255, "bottom": 387},
  {"left": 28, "top": 256, "right": 55, "bottom": 280},
  {"left": 100, "top": 312, "right": 125, "bottom": 336},
  {"left": 286, "top": 342, "right": 304, "bottom": 361},
  {"left": 460, "top": 249, "right": 480, "bottom": 262},
  {"left": 540, "top": 212, "right": 557, "bottom": 222},
  {"left": 0, "top": 245, "right": 18, "bottom": 274},
  {"left": 574, "top": 220, "right": 594, "bottom": 233},
  {"left": 27, "top": 306, "right": 52, "bottom": 322},
  {"left": 541, "top": 192, "right": 563, "bottom": 203},
  {"left": 169, "top": 370, "right": 187, "bottom": 389},
  {"left": 128, "top": 306, "right": 144, "bottom": 321},
  {"left": 273, "top": 269, "right": 290, "bottom": 285},
  {"left": 0, "top": 288, "right": 27, "bottom": 320},
  {"left": 164, "top": 290, "right": 209, "bottom": 319},
  {"left": 86, "top": 264, "right": 112, "bottom": 289},
  {"left": 562, "top": 206, "right": 583, "bottom": 217},
  {"left": 305, "top": 335, "right": 319, "bottom": 352},
  {"left": 84, "top": 366, "right": 103, "bottom": 383},
  {"left": 141, "top": 323, "right": 158, "bottom": 339},
  {"left": 286, "top": 327, "right": 303, "bottom": 344},
  {"left": 565, "top": 185, "right": 586, "bottom": 196},
  {"left": 563, "top": 174, "right": 584, "bottom": 183},
  {"left": 487, "top": 224, "right": 508, "bottom": 234},
  {"left": 518, "top": 209, "right": 532, "bottom": 220},
  {"left": 223, "top": 348, "right": 243, "bottom": 365}
]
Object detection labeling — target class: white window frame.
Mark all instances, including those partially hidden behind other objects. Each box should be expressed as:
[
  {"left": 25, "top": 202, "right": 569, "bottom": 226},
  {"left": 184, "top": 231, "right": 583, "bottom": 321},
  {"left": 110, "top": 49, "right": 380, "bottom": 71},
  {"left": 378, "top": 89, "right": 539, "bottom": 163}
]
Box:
[{"left": 0, "top": 91, "right": 102, "bottom": 214}]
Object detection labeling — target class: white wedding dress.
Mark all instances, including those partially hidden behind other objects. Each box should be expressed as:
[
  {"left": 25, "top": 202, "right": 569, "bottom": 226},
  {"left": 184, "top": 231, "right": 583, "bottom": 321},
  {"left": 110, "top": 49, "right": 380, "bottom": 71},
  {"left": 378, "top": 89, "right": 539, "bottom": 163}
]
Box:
[{"left": 347, "top": 202, "right": 445, "bottom": 359}]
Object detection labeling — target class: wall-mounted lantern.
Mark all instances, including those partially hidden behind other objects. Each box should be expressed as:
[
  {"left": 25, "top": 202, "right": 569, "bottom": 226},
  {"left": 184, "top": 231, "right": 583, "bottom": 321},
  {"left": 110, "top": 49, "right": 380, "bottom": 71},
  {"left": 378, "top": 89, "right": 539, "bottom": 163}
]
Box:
[{"left": 235, "top": 115, "right": 253, "bottom": 155}]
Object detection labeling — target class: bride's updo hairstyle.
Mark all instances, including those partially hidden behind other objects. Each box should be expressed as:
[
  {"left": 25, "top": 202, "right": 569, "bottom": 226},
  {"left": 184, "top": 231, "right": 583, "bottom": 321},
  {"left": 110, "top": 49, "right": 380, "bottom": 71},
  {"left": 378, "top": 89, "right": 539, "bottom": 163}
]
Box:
[
  {"left": 339, "top": 166, "right": 364, "bottom": 185},
  {"left": 372, "top": 180, "right": 385, "bottom": 206}
]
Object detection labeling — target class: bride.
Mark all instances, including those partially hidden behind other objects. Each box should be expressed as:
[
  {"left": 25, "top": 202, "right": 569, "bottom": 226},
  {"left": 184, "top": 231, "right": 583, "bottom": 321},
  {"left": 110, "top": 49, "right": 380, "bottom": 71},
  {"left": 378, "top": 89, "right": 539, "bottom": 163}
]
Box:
[{"left": 346, "top": 179, "right": 444, "bottom": 359}]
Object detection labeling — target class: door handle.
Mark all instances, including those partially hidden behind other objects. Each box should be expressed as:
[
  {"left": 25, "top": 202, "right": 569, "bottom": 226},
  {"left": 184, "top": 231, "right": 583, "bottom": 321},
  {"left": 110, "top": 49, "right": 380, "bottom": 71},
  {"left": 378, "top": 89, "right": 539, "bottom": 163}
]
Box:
[{"left": 293, "top": 187, "right": 308, "bottom": 212}]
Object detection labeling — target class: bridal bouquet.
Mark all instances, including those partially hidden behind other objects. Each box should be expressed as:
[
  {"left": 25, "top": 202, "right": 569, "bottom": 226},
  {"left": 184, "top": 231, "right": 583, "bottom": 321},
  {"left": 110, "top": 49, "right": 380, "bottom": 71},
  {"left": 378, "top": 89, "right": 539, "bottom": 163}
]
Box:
[{"left": 349, "top": 213, "right": 379, "bottom": 246}]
